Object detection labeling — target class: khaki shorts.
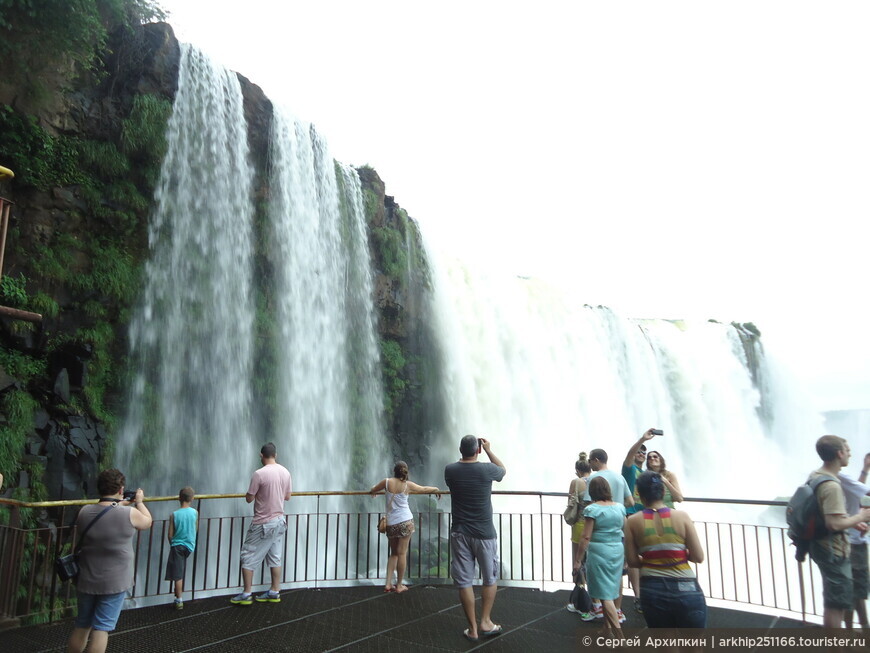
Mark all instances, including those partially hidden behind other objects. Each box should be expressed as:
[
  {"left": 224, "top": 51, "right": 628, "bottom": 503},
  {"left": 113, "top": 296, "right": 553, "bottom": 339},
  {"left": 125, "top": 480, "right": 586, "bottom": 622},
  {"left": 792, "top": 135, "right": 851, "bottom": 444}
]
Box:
[{"left": 240, "top": 517, "right": 287, "bottom": 570}]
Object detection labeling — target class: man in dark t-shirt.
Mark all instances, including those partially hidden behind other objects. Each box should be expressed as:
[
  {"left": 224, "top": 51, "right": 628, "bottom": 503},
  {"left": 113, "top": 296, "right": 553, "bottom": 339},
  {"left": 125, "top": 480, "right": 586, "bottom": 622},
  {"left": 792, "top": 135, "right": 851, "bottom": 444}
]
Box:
[{"left": 445, "top": 435, "right": 507, "bottom": 641}]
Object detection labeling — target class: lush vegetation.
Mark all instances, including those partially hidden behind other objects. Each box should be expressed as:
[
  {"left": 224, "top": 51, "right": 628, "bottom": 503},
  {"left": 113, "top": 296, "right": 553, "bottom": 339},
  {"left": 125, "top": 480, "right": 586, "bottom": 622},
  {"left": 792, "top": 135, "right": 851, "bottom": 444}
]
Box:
[
  {"left": 0, "top": 92, "right": 171, "bottom": 481},
  {"left": 0, "top": 0, "right": 165, "bottom": 103}
]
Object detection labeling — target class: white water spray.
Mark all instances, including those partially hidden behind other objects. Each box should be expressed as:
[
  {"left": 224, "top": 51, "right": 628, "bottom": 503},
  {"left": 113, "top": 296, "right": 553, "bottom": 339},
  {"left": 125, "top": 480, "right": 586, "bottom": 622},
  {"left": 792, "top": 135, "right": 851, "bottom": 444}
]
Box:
[
  {"left": 118, "top": 44, "right": 256, "bottom": 495},
  {"left": 423, "top": 247, "right": 823, "bottom": 506},
  {"left": 268, "top": 108, "right": 386, "bottom": 495}
]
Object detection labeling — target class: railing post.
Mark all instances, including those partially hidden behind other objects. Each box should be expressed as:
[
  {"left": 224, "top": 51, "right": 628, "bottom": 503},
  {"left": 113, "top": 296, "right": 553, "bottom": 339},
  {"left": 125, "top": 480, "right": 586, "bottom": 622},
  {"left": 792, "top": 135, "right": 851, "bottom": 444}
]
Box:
[
  {"left": 538, "top": 492, "right": 545, "bottom": 591},
  {"left": 797, "top": 558, "right": 807, "bottom": 624},
  {"left": 314, "top": 494, "right": 320, "bottom": 589}
]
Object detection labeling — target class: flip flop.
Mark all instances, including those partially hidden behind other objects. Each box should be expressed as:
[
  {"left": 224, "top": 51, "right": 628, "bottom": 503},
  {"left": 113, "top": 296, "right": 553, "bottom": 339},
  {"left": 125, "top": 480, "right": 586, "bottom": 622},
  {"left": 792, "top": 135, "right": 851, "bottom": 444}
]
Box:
[
  {"left": 463, "top": 629, "right": 479, "bottom": 642},
  {"left": 383, "top": 587, "right": 394, "bottom": 593},
  {"left": 481, "top": 624, "right": 503, "bottom": 636}
]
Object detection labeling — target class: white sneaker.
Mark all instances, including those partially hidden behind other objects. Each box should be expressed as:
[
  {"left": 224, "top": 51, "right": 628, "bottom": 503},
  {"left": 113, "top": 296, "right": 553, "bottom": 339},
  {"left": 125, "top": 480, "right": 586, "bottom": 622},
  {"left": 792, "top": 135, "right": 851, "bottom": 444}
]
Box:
[
  {"left": 591, "top": 603, "right": 603, "bottom": 619},
  {"left": 617, "top": 609, "right": 626, "bottom": 623}
]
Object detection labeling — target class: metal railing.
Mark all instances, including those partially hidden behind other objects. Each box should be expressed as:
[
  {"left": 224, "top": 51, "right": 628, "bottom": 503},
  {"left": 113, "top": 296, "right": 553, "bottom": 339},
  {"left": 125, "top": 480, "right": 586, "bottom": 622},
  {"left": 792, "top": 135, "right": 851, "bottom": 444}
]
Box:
[{"left": 0, "top": 492, "right": 822, "bottom": 626}]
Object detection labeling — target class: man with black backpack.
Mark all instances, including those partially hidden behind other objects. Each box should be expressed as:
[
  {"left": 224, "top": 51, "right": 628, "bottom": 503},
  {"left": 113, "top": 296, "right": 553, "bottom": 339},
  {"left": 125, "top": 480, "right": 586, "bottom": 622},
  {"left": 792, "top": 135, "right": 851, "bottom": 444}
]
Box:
[{"left": 806, "top": 436, "right": 870, "bottom": 628}]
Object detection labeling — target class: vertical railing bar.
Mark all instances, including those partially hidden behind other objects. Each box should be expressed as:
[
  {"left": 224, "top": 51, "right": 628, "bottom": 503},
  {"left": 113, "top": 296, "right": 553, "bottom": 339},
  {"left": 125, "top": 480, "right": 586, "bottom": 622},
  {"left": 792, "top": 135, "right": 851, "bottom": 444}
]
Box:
[
  {"left": 702, "top": 521, "right": 712, "bottom": 599},
  {"left": 754, "top": 526, "right": 762, "bottom": 606},
  {"left": 305, "top": 513, "right": 312, "bottom": 583},
  {"left": 158, "top": 519, "right": 168, "bottom": 597},
  {"left": 716, "top": 523, "right": 724, "bottom": 600},
  {"left": 728, "top": 523, "right": 737, "bottom": 602},
  {"left": 741, "top": 524, "right": 749, "bottom": 604},
  {"left": 144, "top": 520, "right": 155, "bottom": 597},
  {"left": 294, "top": 514, "right": 301, "bottom": 583},
  {"left": 780, "top": 528, "right": 791, "bottom": 612},
  {"left": 364, "top": 513, "right": 371, "bottom": 579},
  {"left": 215, "top": 517, "right": 224, "bottom": 590},
  {"left": 24, "top": 528, "right": 39, "bottom": 617},
  {"left": 767, "top": 527, "right": 775, "bottom": 608},
  {"left": 315, "top": 495, "right": 321, "bottom": 587},
  {"left": 226, "top": 517, "right": 234, "bottom": 589}
]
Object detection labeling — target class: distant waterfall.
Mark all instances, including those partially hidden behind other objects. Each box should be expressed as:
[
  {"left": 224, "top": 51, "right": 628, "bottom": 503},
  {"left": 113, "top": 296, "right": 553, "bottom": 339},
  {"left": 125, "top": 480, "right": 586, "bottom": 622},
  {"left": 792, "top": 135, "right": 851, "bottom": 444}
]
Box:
[
  {"left": 423, "top": 249, "right": 823, "bottom": 503},
  {"left": 268, "top": 108, "right": 385, "bottom": 494},
  {"left": 118, "top": 44, "right": 256, "bottom": 495}
]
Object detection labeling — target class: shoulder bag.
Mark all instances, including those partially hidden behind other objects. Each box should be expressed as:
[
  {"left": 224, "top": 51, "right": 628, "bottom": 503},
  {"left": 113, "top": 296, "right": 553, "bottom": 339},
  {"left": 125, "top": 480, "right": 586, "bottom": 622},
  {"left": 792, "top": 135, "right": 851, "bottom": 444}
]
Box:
[
  {"left": 563, "top": 481, "right": 584, "bottom": 525},
  {"left": 55, "top": 504, "right": 114, "bottom": 583}
]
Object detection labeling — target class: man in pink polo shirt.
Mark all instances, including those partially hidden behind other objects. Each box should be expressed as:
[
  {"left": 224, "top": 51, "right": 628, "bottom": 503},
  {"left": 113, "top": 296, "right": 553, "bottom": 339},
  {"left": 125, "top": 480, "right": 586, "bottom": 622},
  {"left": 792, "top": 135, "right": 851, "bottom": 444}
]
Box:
[{"left": 231, "top": 442, "right": 292, "bottom": 606}]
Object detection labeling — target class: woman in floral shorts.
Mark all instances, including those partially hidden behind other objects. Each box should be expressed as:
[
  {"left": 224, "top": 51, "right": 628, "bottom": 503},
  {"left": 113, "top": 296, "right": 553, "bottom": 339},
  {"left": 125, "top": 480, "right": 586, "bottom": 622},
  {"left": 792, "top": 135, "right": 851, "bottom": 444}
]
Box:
[{"left": 370, "top": 461, "right": 441, "bottom": 592}]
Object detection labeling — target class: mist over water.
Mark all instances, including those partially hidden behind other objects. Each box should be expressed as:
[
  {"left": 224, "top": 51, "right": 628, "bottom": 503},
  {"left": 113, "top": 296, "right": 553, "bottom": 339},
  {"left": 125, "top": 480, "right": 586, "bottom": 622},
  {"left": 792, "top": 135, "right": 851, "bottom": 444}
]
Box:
[
  {"left": 422, "top": 245, "right": 824, "bottom": 508},
  {"left": 118, "top": 44, "right": 256, "bottom": 496}
]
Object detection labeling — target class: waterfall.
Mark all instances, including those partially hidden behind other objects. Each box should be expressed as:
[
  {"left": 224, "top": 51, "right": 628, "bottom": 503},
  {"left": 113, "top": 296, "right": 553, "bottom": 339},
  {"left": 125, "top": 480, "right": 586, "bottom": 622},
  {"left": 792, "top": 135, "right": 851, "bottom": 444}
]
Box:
[
  {"left": 118, "top": 44, "right": 257, "bottom": 495},
  {"left": 422, "top": 245, "right": 824, "bottom": 508},
  {"left": 268, "top": 107, "right": 386, "bottom": 495}
]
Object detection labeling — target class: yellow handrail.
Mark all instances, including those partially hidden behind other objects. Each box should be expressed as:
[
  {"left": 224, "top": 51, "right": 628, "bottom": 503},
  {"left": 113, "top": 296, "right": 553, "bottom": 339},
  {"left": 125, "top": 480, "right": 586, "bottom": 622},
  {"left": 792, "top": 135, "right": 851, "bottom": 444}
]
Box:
[
  {"left": 0, "top": 165, "right": 13, "bottom": 181},
  {"left": 0, "top": 489, "right": 447, "bottom": 509}
]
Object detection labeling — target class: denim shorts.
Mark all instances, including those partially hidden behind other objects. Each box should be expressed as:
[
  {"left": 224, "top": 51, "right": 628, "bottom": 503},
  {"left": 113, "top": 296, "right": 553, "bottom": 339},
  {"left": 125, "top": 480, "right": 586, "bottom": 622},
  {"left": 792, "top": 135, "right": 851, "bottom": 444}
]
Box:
[
  {"left": 809, "top": 540, "right": 853, "bottom": 609},
  {"left": 849, "top": 542, "right": 868, "bottom": 601},
  {"left": 639, "top": 576, "right": 707, "bottom": 628},
  {"left": 450, "top": 532, "right": 499, "bottom": 588},
  {"left": 74, "top": 590, "right": 127, "bottom": 631}
]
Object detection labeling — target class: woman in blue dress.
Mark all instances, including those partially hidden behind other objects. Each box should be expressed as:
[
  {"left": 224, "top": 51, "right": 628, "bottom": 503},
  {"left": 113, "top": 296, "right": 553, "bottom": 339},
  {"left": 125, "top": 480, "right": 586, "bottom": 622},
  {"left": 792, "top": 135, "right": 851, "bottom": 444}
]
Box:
[{"left": 577, "top": 475, "right": 627, "bottom": 633}]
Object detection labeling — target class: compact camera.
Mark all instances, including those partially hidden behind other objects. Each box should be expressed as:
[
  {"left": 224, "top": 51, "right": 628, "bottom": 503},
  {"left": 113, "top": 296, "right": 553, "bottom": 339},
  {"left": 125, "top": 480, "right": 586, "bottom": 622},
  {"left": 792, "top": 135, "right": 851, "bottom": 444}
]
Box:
[{"left": 122, "top": 489, "right": 137, "bottom": 502}]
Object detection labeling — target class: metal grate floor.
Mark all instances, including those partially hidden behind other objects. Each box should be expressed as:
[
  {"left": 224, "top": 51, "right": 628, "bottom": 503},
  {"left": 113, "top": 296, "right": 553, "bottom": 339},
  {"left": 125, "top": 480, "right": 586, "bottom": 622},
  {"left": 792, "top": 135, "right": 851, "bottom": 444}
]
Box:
[{"left": 0, "top": 584, "right": 808, "bottom": 652}]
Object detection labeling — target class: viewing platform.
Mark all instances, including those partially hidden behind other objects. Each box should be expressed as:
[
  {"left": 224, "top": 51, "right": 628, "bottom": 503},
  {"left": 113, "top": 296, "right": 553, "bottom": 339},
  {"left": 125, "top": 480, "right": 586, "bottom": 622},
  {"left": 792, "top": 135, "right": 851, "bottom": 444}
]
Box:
[
  {"left": 0, "top": 491, "right": 852, "bottom": 651},
  {"left": 0, "top": 584, "right": 812, "bottom": 652}
]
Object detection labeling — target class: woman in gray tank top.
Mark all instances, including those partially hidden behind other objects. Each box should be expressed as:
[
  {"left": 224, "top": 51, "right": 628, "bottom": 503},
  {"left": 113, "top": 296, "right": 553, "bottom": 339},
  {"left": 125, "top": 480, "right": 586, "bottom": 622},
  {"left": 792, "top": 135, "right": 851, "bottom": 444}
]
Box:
[{"left": 67, "top": 468, "right": 152, "bottom": 653}]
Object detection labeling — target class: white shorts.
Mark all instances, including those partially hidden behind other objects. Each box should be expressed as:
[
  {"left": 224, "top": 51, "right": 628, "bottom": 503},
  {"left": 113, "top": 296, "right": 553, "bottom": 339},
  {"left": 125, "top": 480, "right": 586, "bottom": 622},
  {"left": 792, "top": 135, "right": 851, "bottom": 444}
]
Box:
[{"left": 240, "top": 517, "right": 287, "bottom": 570}]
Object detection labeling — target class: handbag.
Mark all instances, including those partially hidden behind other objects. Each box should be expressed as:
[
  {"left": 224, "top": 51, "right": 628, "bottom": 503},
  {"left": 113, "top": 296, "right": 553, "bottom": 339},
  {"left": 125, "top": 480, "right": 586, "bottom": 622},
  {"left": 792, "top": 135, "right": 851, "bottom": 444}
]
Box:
[
  {"left": 54, "top": 504, "right": 113, "bottom": 583},
  {"left": 563, "top": 479, "right": 586, "bottom": 525}
]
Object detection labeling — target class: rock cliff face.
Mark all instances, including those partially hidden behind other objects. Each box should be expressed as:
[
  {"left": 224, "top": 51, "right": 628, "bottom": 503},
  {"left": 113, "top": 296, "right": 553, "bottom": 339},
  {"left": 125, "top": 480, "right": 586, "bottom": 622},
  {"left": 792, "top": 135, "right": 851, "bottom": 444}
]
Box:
[{"left": 0, "top": 22, "right": 433, "bottom": 501}]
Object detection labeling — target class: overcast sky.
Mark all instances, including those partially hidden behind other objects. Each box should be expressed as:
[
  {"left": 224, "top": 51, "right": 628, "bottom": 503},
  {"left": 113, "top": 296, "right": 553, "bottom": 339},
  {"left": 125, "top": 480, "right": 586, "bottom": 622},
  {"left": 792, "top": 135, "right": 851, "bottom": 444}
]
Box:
[{"left": 158, "top": 0, "right": 870, "bottom": 413}]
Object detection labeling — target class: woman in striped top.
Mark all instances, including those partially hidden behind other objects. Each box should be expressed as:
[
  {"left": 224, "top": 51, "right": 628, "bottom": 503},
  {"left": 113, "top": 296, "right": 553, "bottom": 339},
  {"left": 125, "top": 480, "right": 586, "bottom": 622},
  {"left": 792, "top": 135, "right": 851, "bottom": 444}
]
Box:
[{"left": 624, "top": 471, "right": 707, "bottom": 628}]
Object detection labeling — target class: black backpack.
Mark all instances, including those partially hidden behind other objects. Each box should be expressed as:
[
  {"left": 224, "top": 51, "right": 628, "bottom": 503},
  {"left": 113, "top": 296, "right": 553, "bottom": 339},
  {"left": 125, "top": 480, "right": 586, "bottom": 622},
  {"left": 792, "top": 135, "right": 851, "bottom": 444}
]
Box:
[{"left": 786, "top": 475, "right": 835, "bottom": 562}]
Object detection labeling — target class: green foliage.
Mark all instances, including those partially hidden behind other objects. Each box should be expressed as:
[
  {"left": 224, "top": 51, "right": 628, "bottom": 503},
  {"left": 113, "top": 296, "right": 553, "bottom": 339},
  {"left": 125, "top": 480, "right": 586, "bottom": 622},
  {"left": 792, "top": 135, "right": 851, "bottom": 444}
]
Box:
[
  {"left": 30, "top": 292, "right": 60, "bottom": 319},
  {"left": 0, "top": 106, "right": 84, "bottom": 190},
  {"left": 380, "top": 338, "right": 406, "bottom": 420},
  {"left": 0, "top": 346, "right": 45, "bottom": 381},
  {"left": 120, "top": 94, "right": 171, "bottom": 169},
  {"left": 78, "top": 139, "right": 131, "bottom": 179},
  {"left": 0, "top": 273, "right": 28, "bottom": 308},
  {"left": 0, "top": 0, "right": 166, "bottom": 102},
  {"left": 0, "top": 388, "right": 37, "bottom": 483},
  {"left": 372, "top": 226, "right": 408, "bottom": 282}
]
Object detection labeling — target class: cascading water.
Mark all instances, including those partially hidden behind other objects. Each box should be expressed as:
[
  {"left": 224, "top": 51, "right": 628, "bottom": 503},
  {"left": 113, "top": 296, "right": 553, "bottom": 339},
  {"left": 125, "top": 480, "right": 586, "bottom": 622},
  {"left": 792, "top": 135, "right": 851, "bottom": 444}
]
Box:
[
  {"left": 421, "top": 244, "right": 824, "bottom": 508},
  {"left": 118, "top": 44, "right": 257, "bottom": 496},
  {"left": 268, "top": 107, "right": 386, "bottom": 496}
]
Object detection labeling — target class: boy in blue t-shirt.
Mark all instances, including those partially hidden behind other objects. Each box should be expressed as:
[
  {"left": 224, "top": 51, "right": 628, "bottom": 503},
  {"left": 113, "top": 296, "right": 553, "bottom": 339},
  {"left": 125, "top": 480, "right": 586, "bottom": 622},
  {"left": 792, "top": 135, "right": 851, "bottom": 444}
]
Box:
[{"left": 165, "top": 486, "right": 198, "bottom": 609}]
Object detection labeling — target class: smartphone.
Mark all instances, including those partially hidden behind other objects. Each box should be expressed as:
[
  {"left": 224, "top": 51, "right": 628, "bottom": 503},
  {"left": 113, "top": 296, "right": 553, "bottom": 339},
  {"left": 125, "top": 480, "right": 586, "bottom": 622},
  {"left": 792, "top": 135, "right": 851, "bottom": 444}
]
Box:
[
  {"left": 650, "top": 429, "right": 663, "bottom": 436},
  {"left": 478, "top": 438, "right": 483, "bottom": 454}
]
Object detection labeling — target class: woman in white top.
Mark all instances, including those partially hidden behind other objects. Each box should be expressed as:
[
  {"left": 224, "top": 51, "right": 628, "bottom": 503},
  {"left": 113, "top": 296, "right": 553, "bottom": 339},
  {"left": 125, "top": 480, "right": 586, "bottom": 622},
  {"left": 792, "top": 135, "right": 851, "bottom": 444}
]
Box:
[{"left": 370, "top": 461, "right": 441, "bottom": 593}]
